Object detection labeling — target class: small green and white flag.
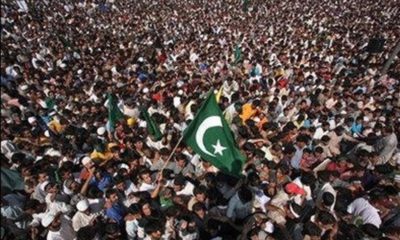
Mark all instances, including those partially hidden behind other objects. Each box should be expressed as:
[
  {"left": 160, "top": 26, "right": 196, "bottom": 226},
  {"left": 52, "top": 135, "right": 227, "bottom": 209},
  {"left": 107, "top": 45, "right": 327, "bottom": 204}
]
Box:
[
  {"left": 140, "top": 107, "right": 163, "bottom": 141},
  {"left": 183, "top": 91, "right": 246, "bottom": 177},
  {"left": 234, "top": 44, "right": 242, "bottom": 65},
  {"left": 107, "top": 93, "right": 124, "bottom": 131}
]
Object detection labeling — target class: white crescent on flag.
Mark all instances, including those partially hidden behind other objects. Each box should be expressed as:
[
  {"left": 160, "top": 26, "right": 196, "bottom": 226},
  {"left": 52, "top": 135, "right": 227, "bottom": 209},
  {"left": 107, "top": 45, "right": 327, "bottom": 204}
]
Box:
[{"left": 195, "top": 116, "right": 223, "bottom": 157}]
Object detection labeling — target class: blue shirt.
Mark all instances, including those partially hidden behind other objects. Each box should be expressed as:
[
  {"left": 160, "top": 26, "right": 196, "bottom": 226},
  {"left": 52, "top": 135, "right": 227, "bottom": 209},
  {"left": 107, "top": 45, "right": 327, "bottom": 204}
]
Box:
[
  {"left": 351, "top": 123, "right": 363, "bottom": 135},
  {"left": 90, "top": 174, "right": 113, "bottom": 192},
  {"left": 106, "top": 203, "right": 126, "bottom": 225},
  {"left": 290, "top": 145, "right": 304, "bottom": 169}
]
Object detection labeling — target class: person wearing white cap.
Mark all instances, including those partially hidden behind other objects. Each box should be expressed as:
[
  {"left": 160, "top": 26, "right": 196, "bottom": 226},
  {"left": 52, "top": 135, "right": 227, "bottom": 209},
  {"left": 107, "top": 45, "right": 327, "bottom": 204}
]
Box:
[
  {"left": 42, "top": 211, "right": 76, "bottom": 240},
  {"left": 72, "top": 199, "right": 98, "bottom": 231},
  {"left": 79, "top": 156, "right": 94, "bottom": 181}
]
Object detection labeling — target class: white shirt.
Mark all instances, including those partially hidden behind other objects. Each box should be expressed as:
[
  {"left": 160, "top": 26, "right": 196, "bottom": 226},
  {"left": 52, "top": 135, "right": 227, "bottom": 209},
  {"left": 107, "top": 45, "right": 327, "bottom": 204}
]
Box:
[
  {"left": 139, "top": 182, "right": 156, "bottom": 192},
  {"left": 46, "top": 215, "right": 75, "bottom": 240},
  {"left": 72, "top": 211, "right": 96, "bottom": 231},
  {"left": 45, "top": 194, "right": 72, "bottom": 215},
  {"left": 126, "top": 219, "right": 139, "bottom": 240},
  {"left": 347, "top": 198, "right": 382, "bottom": 228},
  {"left": 316, "top": 182, "right": 337, "bottom": 212},
  {"left": 176, "top": 181, "right": 195, "bottom": 196}
]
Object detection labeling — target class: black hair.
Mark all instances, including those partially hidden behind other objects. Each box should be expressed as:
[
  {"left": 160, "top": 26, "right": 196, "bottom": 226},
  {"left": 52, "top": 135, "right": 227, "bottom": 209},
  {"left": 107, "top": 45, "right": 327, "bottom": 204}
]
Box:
[
  {"left": 301, "top": 171, "right": 316, "bottom": 186},
  {"left": 192, "top": 202, "right": 206, "bottom": 212},
  {"left": 104, "top": 222, "right": 120, "bottom": 235},
  {"left": 322, "top": 192, "right": 335, "bottom": 207},
  {"left": 303, "top": 222, "right": 322, "bottom": 237},
  {"left": 105, "top": 189, "right": 119, "bottom": 198},
  {"left": 361, "top": 223, "right": 381, "bottom": 238},
  {"left": 317, "top": 211, "right": 336, "bottom": 225},
  {"left": 144, "top": 219, "right": 163, "bottom": 235},
  {"left": 238, "top": 186, "right": 253, "bottom": 203},
  {"left": 77, "top": 226, "right": 97, "bottom": 240},
  {"left": 193, "top": 185, "right": 207, "bottom": 196}
]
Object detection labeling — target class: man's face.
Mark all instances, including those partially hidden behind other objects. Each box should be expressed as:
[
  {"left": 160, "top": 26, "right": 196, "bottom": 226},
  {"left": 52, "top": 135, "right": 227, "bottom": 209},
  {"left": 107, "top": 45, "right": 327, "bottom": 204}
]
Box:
[
  {"left": 173, "top": 184, "right": 183, "bottom": 192},
  {"left": 150, "top": 230, "right": 162, "bottom": 239},
  {"left": 141, "top": 173, "right": 152, "bottom": 184},
  {"left": 50, "top": 213, "right": 62, "bottom": 229},
  {"left": 70, "top": 182, "right": 80, "bottom": 193},
  {"left": 195, "top": 193, "right": 205, "bottom": 202},
  {"left": 177, "top": 159, "right": 186, "bottom": 168},
  {"left": 135, "top": 141, "right": 143, "bottom": 150},
  {"left": 38, "top": 173, "right": 48, "bottom": 183},
  {"left": 110, "top": 193, "right": 119, "bottom": 203}
]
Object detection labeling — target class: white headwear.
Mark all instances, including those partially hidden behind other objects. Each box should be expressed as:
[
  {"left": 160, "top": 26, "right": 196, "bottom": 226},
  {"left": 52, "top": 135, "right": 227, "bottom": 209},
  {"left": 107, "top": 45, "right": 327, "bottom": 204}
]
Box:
[
  {"left": 41, "top": 212, "right": 57, "bottom": 227},
  {"left": 44, "top": 130, "right": 50, "bottom": 137},
  {"left": 97, "top": 127, "right": 106, "bottom": 136},
  {"left": 28, "top": 117, "right": 36, "bottom": 124},
  {"left": 76, "top": 199, "right": 90, "bottom": 212},
  {"left": 40, "top": 181, "right": 50, "bottom": 192},
  {"left": 81, "top": 156, "right": 92, "bottom": 166}
]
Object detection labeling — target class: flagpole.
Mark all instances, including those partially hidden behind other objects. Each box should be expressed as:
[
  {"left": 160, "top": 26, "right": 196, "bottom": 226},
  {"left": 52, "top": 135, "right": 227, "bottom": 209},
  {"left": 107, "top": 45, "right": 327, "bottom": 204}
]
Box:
[{"left": 160, "top": 134, "right": 185, "bottom": 172}]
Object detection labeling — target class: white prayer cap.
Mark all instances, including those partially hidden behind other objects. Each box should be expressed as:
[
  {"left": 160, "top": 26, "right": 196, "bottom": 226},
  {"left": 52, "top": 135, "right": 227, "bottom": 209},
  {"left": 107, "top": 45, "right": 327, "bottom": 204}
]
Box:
[
  {"left": 77, "top": 69, "right": 83, "bottom": 75},
  {"left": 176, "top": 81, "right": 184, "bottom": 88},
  {"left": 118, "top": 163, "right": 129, "bottom": 170},
  {"left": 28, "top": 117, "right": 36, "bottom": 124},
  {"left": 20, "top": 85, "right": 29, "bottom": 91},
  {"left": 81, "top": 156, "right": 92, "bottom": 166},
  {"left": 142, "top": 88, "right": 149, "bottom": 94},
  {"left": 138, "top": 57, "right": 144, "bottom": 62},
  {"left": 44, "top": 130, "right": 50, "bottom": 137},
  {"left": 178, "top": 90, "right": 184, "bottom": 96},
  {"left": 97, "top": 127, "right": 106, "bottom": 136},
  {"left": 378, "top": 116, "right": 386, "bottom": 122},
  {"left": 363, "top": 116, "right": 369, "bottom": 122},
  {"left": 76, "top": 199, "right": 90, "bottom": 212},
  {"left": 40, "top": 181, "right": 50, "bottom": 192},
  {"left": 299, "top": 87, "right": 305, "bottom": 92},
  {"left": 264, "top": 221, "right": 274, "bottom": 233},
  {"left": 41, "top": 212, "right": 57, "bottom": 227}
]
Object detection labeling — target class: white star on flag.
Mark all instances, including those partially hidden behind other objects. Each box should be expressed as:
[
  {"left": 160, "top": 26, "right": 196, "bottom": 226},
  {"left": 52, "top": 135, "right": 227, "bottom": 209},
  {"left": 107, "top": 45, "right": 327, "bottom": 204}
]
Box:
[{"left": 212, "top": 139, "right": 226, "bottom": 156}]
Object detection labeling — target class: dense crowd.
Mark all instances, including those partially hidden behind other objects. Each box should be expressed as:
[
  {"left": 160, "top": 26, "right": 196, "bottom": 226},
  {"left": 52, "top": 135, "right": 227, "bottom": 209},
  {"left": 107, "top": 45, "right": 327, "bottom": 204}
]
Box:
[{"left": 1, "top": 0, "right": 400, "bottom": 239}]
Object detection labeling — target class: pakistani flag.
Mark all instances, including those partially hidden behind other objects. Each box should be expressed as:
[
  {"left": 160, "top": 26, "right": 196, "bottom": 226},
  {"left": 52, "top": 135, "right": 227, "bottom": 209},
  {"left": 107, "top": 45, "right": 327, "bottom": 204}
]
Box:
[
  {"left": 183, "top": 91, "right": 246, "bottom": 177},
  {"left": 141, "top": 108, "right": 163, "bottom": 141},
  {"left": 107, "top": 93, "right": 124, "bottom": 131}
]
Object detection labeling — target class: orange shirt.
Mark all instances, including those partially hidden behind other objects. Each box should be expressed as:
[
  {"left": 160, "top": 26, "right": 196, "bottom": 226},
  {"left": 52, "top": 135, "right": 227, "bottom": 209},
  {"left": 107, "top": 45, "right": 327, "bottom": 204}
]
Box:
[{"left": 240, "top": 103, "right": 257, "bottom": 124}]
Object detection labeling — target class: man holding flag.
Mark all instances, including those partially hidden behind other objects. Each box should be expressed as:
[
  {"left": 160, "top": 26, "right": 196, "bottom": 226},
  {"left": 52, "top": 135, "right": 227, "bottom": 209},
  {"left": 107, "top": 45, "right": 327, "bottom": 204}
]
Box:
[{"left": 182, "top": 91, "right": 246, "bottom": 177}]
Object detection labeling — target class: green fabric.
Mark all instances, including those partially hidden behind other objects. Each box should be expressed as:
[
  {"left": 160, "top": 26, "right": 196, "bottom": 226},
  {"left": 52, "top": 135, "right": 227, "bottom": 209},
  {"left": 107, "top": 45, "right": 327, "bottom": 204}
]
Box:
[
  {"left": 45, "top": 98, "right": 55, "bottom": 109},
  {"left": 183, "top": 91, "right": 246, "bottom": 177},
  {"left": 234, "top": 45, "right": 242, "bottom": 65},
  {"left": 160, "top": 197, "right": 173, "bottom": 209},
  {"left": 107, "top": 93, "right": 124, "bottom": 131},
  {"left": 141, "top": 108, "right": 163, "bottom": 141},
  {"left": 243, "top": 0, "right": 249, "bottom": 12},
  {"left": 1, "top": 168, "right": 24, "bottom": 192}
]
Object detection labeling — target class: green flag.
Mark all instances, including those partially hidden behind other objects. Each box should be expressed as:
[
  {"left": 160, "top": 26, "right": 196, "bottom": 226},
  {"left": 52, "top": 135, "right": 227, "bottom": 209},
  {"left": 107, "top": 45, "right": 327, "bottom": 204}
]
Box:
[
  {"left": 107, "top": 93, "right": 124, "bottom": 131},
  {"left": 183, "top": 91, "right": 246, "bottom": 177},
  {"left": 234, "top": 45, "right": 242, "bottom": 65},
  {"left": 141, "top": 108, "right": 163, "bottom": 141},
  {"left": 1, "top": 168, "right": 24, "bottom": 193},
  {"left": 243, "top": 0, "right": 249, "bottom": 12}
]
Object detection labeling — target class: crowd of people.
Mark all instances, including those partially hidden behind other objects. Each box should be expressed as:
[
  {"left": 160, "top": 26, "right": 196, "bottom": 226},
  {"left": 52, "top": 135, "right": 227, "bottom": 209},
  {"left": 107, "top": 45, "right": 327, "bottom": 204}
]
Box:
[{"left": 1, "top": 0, "right": 400, "bottom": 239}]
